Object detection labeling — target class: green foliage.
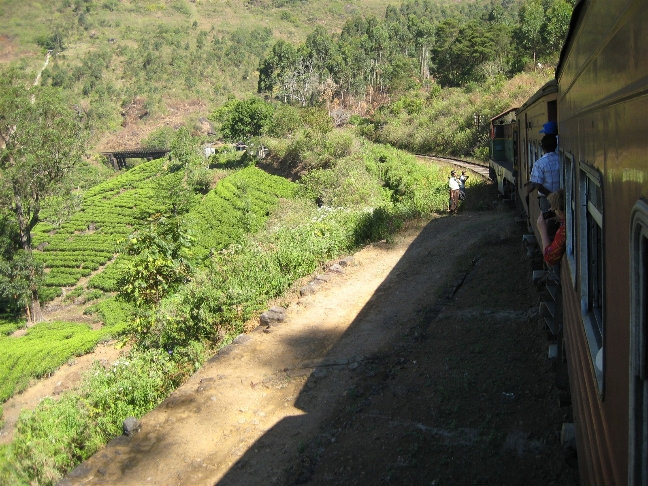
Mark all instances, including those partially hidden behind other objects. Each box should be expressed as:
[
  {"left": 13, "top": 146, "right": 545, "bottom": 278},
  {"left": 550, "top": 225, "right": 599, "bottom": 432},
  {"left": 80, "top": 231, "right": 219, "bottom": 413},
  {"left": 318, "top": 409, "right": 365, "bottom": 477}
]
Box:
[
  {"left": 0, "top": 320, "right": 121, "bottom": 403},
  {"left": 83, "top": 296, "right": 135, "bottom": 328},
  {"left": 513, "top": 0, "right": 572, "bottom": 65},
  {"left": 299, "top": 157, "right": 385, "bottom": 208},
  {"left": 211, "top": 97, "right": 274, "bottom": 142},
  {"left": 118, "top": 216, "right": 193, "bottom": 343},
  {"left": 0, "top": 251, "right": 43, "bottom": 313},
  {"left": 0, "top": 70, "right": 88, "bottom": 318},
  {"left": 32, "top": 158, "right": 196, "bottom": 298},
  {"left": 143, "top": 126, "right": 176, "bottom": 150},
  {"left": 368, "top": 71, "right": 551, "bottom": 157},
  {"left": 362, "top": 143, "right": 449, "bottom": 215},
  {"left": 1, "top": 346, "right": 204, "bottom": 486},
  {"left": 169, "top": 126, "right": 201, "bottom": 169},
  {"left": 35, "top": 28, "right": 65, "bottom": 52},
  {"left": 0, "top": 316, "right": 25, "bottom": 336},
  {"left": 184, "top": 166, "right": 297, "bottom": 261}
]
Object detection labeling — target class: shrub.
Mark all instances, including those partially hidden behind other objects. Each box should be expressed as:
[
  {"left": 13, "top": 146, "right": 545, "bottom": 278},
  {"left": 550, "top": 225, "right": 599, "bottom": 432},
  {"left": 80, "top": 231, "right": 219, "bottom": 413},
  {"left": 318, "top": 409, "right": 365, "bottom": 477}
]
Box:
[{"left": 2, "top": 346, "right": 204, "bottom": 486}]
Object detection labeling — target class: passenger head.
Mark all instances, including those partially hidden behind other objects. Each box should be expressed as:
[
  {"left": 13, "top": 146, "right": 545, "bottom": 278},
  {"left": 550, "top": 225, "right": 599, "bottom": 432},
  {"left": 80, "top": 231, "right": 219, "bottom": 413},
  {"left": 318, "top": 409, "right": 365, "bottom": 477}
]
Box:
[
  {"left": 451, "top": 170, "right": 456, "bottom": 176},
  {"left": 541, "top": 134, "right": 558, "bottom": 153},
  {"left": 548, "top": 189, "right": 565, "bottom": 214},
  {"left": 540, "top": 121, "right": 558, "bottom": 135}
]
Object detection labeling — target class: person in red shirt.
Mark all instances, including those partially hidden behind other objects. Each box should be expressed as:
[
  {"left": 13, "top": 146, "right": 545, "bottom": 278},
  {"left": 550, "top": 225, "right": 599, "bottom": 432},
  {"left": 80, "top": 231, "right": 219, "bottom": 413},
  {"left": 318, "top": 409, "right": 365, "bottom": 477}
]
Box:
[{"left": 536, "top": 189, "right": 565, "bottom": 266}]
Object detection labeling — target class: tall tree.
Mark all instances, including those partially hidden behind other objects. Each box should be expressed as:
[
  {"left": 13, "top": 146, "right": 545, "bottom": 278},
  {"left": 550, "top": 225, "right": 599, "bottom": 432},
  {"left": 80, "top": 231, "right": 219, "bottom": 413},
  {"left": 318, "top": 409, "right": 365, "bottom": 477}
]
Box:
[
  {"left": 515, "top": 0, "right": 545, "bottom": 66},
  {"left": 0, "top": 71, "right": 86, "bottom": 322},
  {"left": 211, "top": 97, "right": 273, "bottom": 142},
  {"left": 543, "top": 0, "right": 573, "bottom": 53}
]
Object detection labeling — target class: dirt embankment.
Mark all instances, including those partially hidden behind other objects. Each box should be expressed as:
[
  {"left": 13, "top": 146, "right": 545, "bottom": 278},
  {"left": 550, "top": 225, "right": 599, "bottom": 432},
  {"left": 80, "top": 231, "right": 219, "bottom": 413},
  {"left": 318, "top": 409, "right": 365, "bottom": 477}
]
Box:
[{"left": 58, "top": 208, "right": 578, "bottom": 486}]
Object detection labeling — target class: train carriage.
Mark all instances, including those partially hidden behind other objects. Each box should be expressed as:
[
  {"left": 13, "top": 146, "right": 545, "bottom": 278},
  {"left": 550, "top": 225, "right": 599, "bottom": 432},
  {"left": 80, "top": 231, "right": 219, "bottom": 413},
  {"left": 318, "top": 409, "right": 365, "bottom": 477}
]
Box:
[
  {"left": 555, "top": 1, "right": 648, "bottom": 484},
  {"left": 516, "top": 79, "right": 558, "bottom": 242},
  {"left": 512, "top": 0, "right": 648, "bottom": 484},
  {"left": 488, "top": 107, "right": 518, "bottom": 198}
]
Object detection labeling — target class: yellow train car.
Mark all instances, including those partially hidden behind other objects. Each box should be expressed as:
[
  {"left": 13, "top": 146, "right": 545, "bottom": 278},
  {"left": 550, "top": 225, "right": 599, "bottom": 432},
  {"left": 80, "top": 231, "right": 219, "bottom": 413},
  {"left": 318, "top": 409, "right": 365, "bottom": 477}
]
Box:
[
  {"left": 515, "top": 79, "right": 558, "bottom": 240},
  {"left": 511, "top": 0, "right": 648, "bottom": 484}
]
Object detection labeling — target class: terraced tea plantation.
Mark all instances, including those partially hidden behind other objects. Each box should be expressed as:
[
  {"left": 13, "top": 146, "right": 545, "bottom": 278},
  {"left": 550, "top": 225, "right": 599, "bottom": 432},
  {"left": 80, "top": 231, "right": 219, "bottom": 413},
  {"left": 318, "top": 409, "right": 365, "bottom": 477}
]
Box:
[
  {"left": 2, "top": 160, "right": 298, "bottom": 404},
  {"left": 32, "top": 159, "right": 180, "bottom": 301}
]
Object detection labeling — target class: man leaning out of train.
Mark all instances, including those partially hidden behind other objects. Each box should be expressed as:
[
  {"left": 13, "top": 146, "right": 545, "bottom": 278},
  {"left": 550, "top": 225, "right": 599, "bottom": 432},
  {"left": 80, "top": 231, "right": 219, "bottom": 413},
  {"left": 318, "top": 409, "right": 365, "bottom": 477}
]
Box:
[
  {"left": 524, "top": 134, "right": 560, "bottom": 212},
  {"left": 536, "top": 189, "right": 565, "bottom": 266}
]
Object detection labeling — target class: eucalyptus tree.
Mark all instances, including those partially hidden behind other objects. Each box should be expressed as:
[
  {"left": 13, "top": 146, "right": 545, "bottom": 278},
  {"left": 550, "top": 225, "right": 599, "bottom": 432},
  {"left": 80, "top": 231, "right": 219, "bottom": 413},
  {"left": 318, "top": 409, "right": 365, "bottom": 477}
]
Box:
[
  {"left": 515, "top": 0, "right": 545, "bottom": 66},
  {"left": 543, "top": 0, "right": 573, "bottom": 53},
  {"left": 0, "top": 71, "right": 86, "bottom": 322}
]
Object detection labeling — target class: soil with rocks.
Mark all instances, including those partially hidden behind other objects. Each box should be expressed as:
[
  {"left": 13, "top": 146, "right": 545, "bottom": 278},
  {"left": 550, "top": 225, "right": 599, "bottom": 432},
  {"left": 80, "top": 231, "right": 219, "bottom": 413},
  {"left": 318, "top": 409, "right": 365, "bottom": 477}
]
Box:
[{"left": 56, "top": 206, "right": 579, "bottom": 486}]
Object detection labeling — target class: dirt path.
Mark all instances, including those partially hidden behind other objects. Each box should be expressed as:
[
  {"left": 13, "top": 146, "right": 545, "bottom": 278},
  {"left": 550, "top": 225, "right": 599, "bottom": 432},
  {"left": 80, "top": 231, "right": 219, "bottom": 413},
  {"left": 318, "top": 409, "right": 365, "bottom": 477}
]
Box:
[{"left": 59, "top": 208, "right": 578, "bottom": 486}]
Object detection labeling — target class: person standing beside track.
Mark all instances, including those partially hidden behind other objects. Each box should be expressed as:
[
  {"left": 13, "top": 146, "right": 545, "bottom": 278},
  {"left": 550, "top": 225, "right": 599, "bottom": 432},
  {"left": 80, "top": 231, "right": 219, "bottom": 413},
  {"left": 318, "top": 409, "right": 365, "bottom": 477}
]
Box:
[
  {"left": 448, "top": 170, "right": 460, "bottom": 213},
  {"left": 458, "top": 171, "right": 468, "bottom": 200},
  {"left": 524, "top": 134, "right": 560, "bottom": 212}
]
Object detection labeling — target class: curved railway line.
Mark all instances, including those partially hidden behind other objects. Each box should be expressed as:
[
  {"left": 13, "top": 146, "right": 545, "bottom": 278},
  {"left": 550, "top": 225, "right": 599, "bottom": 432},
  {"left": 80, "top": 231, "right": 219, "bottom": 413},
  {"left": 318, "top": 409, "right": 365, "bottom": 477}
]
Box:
[{"left": 414, "top": 154, "right": 491, "bottom": 179}]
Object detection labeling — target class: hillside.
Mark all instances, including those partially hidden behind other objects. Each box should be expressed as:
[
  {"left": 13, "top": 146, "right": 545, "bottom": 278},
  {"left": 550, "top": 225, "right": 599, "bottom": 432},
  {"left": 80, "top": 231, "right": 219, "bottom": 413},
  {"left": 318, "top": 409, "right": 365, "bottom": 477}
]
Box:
[
  {"left": 0, "top": 0, "right": 557, "bottom": 156},
  {"left": 58, "top": 207, "right": 578, "bottom": 486},
  {"left": 0, "top": 1, "right": 572, "bottom": 483},
  {"left": 0, "top": 0, "right": 407, "bottom": 150}
]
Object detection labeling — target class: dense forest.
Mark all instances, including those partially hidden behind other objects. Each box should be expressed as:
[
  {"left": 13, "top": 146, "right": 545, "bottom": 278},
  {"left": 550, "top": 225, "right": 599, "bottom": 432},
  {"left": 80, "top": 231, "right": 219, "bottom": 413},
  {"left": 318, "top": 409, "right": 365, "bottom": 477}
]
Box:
[
  {"left": 1, "top": 0, "right": 572, "bottom": 142},
  {"left": 0, "top": 1, "right": 574, "bottom": 484}
]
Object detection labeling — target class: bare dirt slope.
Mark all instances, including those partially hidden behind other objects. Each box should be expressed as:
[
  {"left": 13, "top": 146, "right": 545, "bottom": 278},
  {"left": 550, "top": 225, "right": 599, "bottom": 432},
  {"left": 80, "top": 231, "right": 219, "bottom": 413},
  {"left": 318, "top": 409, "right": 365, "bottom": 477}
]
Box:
[{"left": 60, "top": 208, "right": 578, "bottom": 486}]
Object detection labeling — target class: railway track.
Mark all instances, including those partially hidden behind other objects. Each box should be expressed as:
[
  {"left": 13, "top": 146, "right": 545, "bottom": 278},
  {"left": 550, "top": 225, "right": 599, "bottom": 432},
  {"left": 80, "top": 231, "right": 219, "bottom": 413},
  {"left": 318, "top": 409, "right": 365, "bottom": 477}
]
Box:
[{"left": 415, "top": 154, "right": 491, "bottom": 179}]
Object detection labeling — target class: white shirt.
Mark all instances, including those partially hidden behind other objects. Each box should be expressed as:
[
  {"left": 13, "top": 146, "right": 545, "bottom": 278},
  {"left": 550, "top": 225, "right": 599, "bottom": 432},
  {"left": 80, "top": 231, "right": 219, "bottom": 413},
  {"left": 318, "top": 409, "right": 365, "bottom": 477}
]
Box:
[
  {"left": 449, "top": 177, "right": 460, "bottom": 190},
  {"left": 530, "top": 151, "right": 560, "bottom": 194}
]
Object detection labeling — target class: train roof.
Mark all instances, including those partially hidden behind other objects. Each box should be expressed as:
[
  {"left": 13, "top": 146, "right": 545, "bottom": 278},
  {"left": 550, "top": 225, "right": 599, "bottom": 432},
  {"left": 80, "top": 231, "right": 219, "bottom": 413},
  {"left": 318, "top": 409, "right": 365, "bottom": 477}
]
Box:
[
  {"left": 490, "top": 107, "right": 518, "bottom": 123},
  {"left": 555, "top": 0, "right": 586, "bottom": 79},
  {"left": 516, "top": 78, "right": 558, "bottom": 114}
]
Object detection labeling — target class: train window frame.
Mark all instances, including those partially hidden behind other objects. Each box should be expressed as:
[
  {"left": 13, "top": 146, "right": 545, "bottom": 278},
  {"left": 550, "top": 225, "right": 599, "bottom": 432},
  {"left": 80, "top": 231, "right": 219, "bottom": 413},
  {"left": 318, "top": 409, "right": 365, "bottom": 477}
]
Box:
[
  {"left": 629, "top": 199, "right": 648, "bottom": 486},
  {"left": 562, "top": 152, "right": 576, "bottom": 282},
  {"left": 578, "top": 163, "right": 604, "bottom": 392}
]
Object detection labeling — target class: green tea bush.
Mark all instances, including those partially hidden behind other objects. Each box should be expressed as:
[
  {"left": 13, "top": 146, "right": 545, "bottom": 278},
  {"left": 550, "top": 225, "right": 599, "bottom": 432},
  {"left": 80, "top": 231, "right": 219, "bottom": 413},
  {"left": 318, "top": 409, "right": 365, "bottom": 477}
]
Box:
[
  {"left": 185, "top": 166, "right": 297, "bottom": 261},
  {"left": 83, "top": 297, "right": 134, "bottom": 329},
  {"left": 1, "top": 346, "right": 204, "bottom": 486},
  {"left": 299, "top": 158, "right": 386, "bottom": 209},
  {"left": 0, "top": 316, "right": 24, "bottom": 336},
  {"left": 0, "top": 321, "right": 117, "bottom": 402}
]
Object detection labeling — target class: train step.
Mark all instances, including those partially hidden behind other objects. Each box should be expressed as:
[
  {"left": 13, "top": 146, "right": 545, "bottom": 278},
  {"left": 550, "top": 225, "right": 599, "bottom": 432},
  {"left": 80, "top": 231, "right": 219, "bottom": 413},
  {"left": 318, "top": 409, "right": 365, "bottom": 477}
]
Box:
[
  {"left": 522, "top": 234, "right": 536, "bottom": 244},
  {"left": 546, "top": 282, "right": 560, "bottom": 301},
  {"left": 532, "top": 270, "right": 545, "bottom": 284},
  {"left": 544, "top": 316, "right": 559, "bottom": 336},
  {"left": 539, "top": 300, "right": 557, "bottom": 319}
]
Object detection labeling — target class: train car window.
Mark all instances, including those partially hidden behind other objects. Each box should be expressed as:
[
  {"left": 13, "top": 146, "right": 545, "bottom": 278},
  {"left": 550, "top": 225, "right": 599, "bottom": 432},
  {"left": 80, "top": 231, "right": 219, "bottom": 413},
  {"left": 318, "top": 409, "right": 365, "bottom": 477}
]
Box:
[
  {"left": 629, "top": 199, "right": 648, "bottom": 486},
  {"left": 563, "top": 153, "right": 576, "bottom": 282},
  {"left": 578, "top": 164, "right": 604, "bottom": 391}
]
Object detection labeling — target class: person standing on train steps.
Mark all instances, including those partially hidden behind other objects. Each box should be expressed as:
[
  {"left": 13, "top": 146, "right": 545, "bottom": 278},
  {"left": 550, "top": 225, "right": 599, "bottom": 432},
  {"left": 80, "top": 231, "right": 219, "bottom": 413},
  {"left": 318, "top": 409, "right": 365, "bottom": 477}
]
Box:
[
  {"left": 448, "top": 170, "right": 460, "bottom": 213},
  {"left": 524, "top": 134, "right": 560, "bottom": 212}
]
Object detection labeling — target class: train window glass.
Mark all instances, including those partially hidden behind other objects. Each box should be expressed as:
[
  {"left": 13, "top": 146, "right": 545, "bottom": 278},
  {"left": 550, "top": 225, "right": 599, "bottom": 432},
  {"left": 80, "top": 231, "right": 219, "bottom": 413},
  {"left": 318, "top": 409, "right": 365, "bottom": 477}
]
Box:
[
  {"left": 578, "top": 165, "right": 604, "bottom": 390},
  {"left": 629, "top": 199, "right": 648, "bottom": 486},
  {"left": 563, "top": 153, "right": 576, "bottom": 282}
]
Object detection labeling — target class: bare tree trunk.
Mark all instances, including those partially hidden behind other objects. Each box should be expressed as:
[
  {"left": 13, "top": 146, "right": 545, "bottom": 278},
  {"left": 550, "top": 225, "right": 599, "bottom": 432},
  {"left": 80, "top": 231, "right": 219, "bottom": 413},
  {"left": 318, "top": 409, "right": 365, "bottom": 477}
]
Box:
[
  {"left": 29, "top": 290, "right": 42, "bottom": 324},
  {"left": 420, "top": 46, "right": 429, "bottom": 80},
  {"left": 16, "top": 197, "right": 43, "bottom": 323}
]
